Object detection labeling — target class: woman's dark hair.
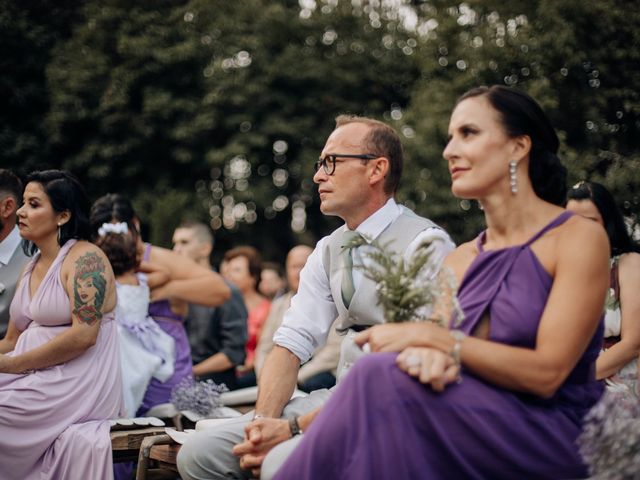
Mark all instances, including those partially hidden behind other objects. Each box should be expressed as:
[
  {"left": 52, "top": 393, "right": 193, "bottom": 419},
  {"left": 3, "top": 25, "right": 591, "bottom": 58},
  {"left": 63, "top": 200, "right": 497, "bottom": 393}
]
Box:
[
  {"left": 457, "top": 85, "right": 567, "bottom": 206},
  {"left": 89, "top": 193, "right": 139, "bottom": 244},
  {"left": 567, "top": 181, "right": 640, "bottom": 256},
  {"left": 94, "top": 231, "right": 138, "bottom": 276},
  {"left": 22, "top": 170, "right": 90, "bottom": 256}
]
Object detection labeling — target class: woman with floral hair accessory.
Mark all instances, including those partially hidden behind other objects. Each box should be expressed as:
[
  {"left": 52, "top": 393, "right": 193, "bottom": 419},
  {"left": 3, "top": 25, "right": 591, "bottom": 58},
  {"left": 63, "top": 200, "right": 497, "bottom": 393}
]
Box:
[
  {"left": 95, "top": 221, "right": 176, "bottom": 417},
  {"left": 90, "top": 193, "right": 231, "bottom": 414},
  {"left": 0, "top": 170, "right": 123, "bottom": 479},
  {"left": 567, "top": 180, "right": 640, "bottom": 394},
  {"left": 273, "top": 86, "right": 608, "bottom": 479}
]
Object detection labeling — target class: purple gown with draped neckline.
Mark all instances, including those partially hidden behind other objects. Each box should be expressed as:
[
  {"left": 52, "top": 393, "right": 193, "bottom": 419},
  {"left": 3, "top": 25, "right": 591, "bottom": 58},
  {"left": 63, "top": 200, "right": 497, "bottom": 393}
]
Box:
[
  {"left": 136, "top": 243, "right": 192, "bottom": 415},
  {"left": 0, "top": 240, "right": 124, "bottom": 480},
  {"left": 274, "top": 211, "right": 604, "bottom": 480}
]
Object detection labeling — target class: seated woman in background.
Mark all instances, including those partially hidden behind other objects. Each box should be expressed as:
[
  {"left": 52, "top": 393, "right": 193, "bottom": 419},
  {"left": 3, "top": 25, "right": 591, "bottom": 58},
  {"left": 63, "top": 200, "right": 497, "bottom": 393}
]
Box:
[
  {"left": 94, "top": 221, "right": 176, "bottom": 417},
  {"left": 0, "top": 170, "right": 123, "bottom": 480},
  {"left": 223, "top": 246, "right": 271, "bottom": 389},
  {"left": 567, "top": 180, "right": 640, "bottom": 394},
  {"left": 273, "top": 86, "right": 609, "bottom": 479},
  {"left": 90, "top": 194, "right": 230, "bottom": 415}
]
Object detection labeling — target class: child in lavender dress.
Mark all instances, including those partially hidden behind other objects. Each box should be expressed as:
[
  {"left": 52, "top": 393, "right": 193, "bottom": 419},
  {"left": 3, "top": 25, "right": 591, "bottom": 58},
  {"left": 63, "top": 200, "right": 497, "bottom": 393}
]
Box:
[
  {"left": 90, "top": 193, "right": 231, "bottom": 416},
  {"left": 95, "top": 222, "right": 176, "bottom": 417}
]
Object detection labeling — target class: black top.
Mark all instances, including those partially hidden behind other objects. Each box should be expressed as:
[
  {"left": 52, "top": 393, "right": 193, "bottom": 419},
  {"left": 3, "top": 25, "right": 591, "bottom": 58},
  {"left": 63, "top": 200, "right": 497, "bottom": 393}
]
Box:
[{"left": 185, "top": 281, "right": 248, "bottom": 389}]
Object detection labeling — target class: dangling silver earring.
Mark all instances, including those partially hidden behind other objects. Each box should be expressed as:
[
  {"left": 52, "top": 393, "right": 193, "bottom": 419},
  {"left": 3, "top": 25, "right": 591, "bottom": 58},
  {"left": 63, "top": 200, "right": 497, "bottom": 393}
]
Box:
[
  {"left": 57, "top": 223, "right": 62, "bottom": 244},
  {"left": 509, "top": 161, "right": 518, "bottom": 194}
]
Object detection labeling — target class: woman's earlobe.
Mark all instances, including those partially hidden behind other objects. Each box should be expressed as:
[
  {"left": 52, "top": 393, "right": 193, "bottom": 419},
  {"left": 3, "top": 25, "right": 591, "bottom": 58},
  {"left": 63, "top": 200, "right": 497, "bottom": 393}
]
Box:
[
  {"left": 58, "top": 210, "right": 72, "bottom": 226},
  {"left": 514, "top": 135, "right": 532, "bottom": 160}
]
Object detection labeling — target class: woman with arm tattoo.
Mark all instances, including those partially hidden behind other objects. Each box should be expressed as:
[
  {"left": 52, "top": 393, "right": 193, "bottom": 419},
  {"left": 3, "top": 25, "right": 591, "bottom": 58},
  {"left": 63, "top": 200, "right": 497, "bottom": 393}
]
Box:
[{"left": 0, "top": 170, "right": 124, "bottom": 480}]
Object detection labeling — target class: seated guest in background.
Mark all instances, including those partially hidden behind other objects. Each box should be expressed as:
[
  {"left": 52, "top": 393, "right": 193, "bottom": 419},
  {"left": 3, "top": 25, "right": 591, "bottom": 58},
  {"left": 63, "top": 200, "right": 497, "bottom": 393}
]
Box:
[
  {"left": 567, "top": 180, "right": 640, "bottom": 394},
  {"left": 172, "top": 221, "right": 247, "bottom": 390},
  {"left": 274, "top": 86, "right": 609, "bottom": 480},
  {"left": 0, "top": 170, "right": 124, "bottom": 479},
  {"left": 90, "top": 194, "right": 230, "bottom": 414},
  {"left": 223, "top": 245, "right": 271, "bottom": 388},
  {"left": 259, "top": 261, "right": 286, "bottom": 300},
  {"left": 0, "top": 169, "right": 29, "bottom": 339},
  {"left": 255, "top": 245, "right": 341, "bottom": 393},
  {"left": 96, "top": 221, "right": 176, "bottom": 417}
]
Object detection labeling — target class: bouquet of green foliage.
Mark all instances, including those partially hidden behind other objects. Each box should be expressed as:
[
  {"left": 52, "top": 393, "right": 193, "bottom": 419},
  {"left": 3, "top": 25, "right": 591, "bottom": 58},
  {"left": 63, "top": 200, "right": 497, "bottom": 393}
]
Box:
[{"left": 346, "top": 235, "right": 463, "bottom": 326}]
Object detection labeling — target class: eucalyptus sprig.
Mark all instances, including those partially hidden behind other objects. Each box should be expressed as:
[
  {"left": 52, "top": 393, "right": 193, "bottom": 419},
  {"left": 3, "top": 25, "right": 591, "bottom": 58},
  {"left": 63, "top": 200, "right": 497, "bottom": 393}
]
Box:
[{"left": 347, "top": 236, "right": 463, "bottom": 326}]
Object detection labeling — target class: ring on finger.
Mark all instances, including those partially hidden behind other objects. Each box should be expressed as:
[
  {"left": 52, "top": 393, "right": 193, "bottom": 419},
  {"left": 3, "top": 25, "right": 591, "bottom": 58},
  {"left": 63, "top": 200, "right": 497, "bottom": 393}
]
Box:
[{"left": 404, "top": 354, "right": 421, "bottom": 367}]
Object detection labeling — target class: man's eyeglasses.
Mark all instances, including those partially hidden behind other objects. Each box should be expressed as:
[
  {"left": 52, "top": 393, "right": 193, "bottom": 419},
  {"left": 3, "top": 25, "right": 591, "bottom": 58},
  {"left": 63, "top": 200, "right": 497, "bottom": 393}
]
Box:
[{"left": 314, "top": 153, "right": 379, "bottom": 175}]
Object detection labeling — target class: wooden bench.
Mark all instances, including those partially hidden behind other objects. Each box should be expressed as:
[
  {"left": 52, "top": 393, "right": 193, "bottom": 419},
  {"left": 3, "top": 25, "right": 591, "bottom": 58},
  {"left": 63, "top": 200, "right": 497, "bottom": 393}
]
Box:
[
  {"left": 136, "top": 434, "right": 182, "bottom": 480},
  {"left": 111, "top": 427, "right": 167, "bottom": 464}
]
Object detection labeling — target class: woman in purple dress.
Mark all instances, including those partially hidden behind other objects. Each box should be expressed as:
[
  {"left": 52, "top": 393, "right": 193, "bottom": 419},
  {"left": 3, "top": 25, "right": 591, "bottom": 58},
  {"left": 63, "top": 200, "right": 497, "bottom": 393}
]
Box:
[
  {"left": 0, "top": 170, "right": 124, "bottom": 479},
  {"left": 273, "top": 86, "right": 609, "bottom": 479},
  {"left": 90, "top": 194, "right": 231, "bottom": 414}
]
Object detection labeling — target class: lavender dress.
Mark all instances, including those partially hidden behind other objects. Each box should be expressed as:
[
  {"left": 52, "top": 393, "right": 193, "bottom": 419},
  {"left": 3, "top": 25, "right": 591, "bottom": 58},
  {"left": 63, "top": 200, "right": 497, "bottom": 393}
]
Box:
[
  {"left": 275, "top": 212, "right": 604, "bottom": 480},
  {"left": 0, "top": 240, "right": 124, "bottom": 480},
  {"left": 137, "top": 243, "right": 192, "bottom": 415}
]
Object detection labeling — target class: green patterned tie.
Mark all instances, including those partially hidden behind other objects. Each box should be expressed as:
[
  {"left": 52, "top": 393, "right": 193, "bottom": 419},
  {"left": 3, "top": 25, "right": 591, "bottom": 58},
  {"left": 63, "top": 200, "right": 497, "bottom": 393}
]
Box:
[{"left": 340, "top": 230, "right": 363, "bottom": 308}]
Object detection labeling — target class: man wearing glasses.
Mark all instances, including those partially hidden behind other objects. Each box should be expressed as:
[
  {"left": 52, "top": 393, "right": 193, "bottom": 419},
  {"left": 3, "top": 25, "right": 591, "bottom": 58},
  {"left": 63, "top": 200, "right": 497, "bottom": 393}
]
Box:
[{"left": 178, "top": 115, "right": 454, "bottom": 479}]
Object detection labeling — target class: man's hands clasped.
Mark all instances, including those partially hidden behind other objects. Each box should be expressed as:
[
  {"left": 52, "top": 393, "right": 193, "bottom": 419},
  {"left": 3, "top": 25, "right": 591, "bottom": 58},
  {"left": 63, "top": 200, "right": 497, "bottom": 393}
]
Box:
[{"left": 233, "top": 416, "right": 292, "bottom": 478}]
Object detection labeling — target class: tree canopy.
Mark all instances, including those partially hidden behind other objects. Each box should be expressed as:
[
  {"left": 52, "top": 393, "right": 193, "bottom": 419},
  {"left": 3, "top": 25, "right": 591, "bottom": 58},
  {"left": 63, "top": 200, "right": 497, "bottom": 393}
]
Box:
[{"left": 2, "top": 0, "right": 638, "bottom": 261}]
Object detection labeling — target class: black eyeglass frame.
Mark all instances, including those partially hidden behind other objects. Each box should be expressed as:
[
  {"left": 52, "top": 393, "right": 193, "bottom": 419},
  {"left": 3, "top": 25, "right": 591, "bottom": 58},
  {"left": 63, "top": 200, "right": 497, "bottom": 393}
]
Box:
[{"left": 314, "top": 153, "right": 379, "bottom": 175}]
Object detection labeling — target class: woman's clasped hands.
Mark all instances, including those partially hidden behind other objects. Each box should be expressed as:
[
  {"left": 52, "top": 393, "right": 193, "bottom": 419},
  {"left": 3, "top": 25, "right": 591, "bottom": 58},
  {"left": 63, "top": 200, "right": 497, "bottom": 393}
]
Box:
[
  {"left": 396, "top": 347, "right": 459, "bottom": 391},
  {"left": 355, "top": 323, "right": 461, "bottom": 391}
]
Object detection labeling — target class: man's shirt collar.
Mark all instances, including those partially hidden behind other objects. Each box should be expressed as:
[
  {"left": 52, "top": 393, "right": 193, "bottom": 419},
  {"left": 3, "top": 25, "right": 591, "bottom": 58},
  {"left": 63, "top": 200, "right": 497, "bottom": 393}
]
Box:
[
  {"left": 0, "top": 226, "right": 22, "bottom": 267},
  {"left": 348, "top": 198, "right": 401, "bottom": 243}
]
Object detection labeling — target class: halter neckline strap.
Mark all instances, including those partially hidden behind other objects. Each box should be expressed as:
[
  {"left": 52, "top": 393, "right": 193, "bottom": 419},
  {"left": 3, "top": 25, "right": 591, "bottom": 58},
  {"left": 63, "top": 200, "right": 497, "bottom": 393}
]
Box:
[{"left": 476, "top": 211, "right": 573, "bottom": 254}]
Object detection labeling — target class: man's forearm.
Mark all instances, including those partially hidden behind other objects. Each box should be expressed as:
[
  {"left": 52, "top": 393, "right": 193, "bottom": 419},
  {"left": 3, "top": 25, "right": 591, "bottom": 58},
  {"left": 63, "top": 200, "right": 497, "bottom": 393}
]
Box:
[
  {"left": 254, "top": 345, "right": 301, "bottom": 418},
  {"left": 192, "top": 352, "right": 234, "bottom": 376}
]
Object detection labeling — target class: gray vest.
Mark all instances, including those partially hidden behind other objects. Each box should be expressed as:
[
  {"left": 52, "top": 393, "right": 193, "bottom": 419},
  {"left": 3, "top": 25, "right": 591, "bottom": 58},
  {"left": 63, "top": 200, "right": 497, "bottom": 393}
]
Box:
[
  {"left": 0, "top": 243, "right": 30, "bottom": 337},
  {"left": 322, "top": 206, "right": 440, "bottom": 332}
]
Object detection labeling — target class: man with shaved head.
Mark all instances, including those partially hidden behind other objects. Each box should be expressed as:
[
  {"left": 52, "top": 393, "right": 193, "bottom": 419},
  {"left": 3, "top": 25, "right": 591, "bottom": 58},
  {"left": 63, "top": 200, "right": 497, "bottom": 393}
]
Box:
[{"left": 172, "top": 221, "right": 247, "bottom": 390}]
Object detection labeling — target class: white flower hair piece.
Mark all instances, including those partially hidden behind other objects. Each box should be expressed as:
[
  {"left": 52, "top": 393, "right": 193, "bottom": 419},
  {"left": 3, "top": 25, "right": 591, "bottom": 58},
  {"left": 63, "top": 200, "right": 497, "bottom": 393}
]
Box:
[{"left": 98, "top": 222, "right": 129, "bottom": 237}]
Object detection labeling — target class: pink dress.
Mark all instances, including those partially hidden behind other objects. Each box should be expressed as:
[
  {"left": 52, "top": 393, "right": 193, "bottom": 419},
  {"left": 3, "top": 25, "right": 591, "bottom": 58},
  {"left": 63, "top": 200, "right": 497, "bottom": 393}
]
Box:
[
  {"left": 0, "top": 240, "right": 124, "bottom": 480},
  {"left": 245, "top": 298, "right": 271, "bottom": 367}
]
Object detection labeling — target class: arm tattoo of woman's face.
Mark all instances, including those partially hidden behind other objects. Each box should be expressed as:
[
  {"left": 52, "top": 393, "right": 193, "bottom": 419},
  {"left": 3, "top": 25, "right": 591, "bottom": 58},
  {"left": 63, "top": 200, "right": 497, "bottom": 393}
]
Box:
[{"left": 73, "top": 252, "right": 107, "bottom": 325}]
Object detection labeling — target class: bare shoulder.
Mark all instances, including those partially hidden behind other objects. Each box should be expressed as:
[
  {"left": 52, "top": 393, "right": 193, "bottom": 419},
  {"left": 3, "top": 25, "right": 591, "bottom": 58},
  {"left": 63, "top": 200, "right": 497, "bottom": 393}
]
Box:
[
  {"left": 554, "top": 215, "right": 609, "bottom": 278},
  {"left": 445, "top": 240, "right": 477, "bottom": 263},
  {"left": 443, "top": 240, "right": 477, "bottom": 283},
  {"left": 148, "top": 244, "right": 180, "bottom": 266},
  {"left": 63, "top": 241, "right": 114, "bottom": 278},
  {"left": 558, "top": 214, "right": 609, "bottom": 253},
  {"left": 619, "top": 251, "right": 640, "bottom": 281},
  {"left": 63, "top": 241, "right": 117, "bottom": 320},
  {"left": 149, "top": 243, "right": 212, "bottom": 278},
  {"left": 619, "top": 251, "right": 640, "bottom": 269}
]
